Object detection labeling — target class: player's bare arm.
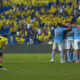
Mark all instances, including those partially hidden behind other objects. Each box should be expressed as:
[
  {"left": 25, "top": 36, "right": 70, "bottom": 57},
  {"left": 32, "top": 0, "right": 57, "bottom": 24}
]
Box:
[
  {"left": 67, "top": 31, "right": 74, "bottom": 37},
  {"left": 65, "top": 25, "right": 72, "bottom": 31},
  {"left": 76, "top": 25, "right": 80, "bottom": 29}
]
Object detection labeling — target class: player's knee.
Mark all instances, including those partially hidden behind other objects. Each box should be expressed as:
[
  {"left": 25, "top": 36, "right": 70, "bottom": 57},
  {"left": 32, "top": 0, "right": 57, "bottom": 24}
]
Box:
[
  {"left": 59, "top": 50, "right": 63, "bottom": 52},
  {"left": 52, "top": 49, "right": 55, "bottom": 51},
  {"left": 66, "top": 49, "right": 70, "bottom": 51},
  {"left": 74, "top": 50, "right": 78, "bottom": 53}
]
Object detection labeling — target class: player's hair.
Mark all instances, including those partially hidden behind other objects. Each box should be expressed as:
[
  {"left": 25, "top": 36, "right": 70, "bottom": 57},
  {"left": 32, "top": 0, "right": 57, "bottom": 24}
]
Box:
[
  {"left": 65, "top": 21, "right": 70, "bottom": 24},
  {"left": 57, "top": 23, "right": 62, "bottom": 27}
]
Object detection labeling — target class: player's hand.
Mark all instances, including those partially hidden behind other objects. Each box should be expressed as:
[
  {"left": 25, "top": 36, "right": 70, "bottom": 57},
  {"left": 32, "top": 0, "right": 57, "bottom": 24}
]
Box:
[
  {"left": 76, "top": 25, "right": 79, "bottom": 28},
  {"left": 71, "top": 24, "right": 74, "bottom": 27},
  {"left": 67, "top": 34, "right": 69, "bottom": 37}
]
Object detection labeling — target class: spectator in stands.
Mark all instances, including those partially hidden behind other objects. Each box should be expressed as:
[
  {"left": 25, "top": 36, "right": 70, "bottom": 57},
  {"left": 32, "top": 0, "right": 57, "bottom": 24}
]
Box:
[{"left": 0, "top": 0, "right": 80, "bottom": 44}]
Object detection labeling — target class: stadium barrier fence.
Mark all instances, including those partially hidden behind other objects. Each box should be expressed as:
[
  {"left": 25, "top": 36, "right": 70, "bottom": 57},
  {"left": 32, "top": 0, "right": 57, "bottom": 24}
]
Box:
[{"left": 4, "top": 44, "right": 53, "bottom": 53}]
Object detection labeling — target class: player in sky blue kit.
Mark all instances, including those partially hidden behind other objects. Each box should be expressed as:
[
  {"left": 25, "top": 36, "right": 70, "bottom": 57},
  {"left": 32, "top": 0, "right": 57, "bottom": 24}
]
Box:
[
  {"left": 62, "top": 23, "right": 68, "bottom": 63},
  {"left": 50, "top": 23, "right": 71, "bottom": 63},
  {"left": 65, "top": 22, "right": 75, "bottom": 62},
  {"left": 68, "top": 24, "right": 80, "bottom": 63}
]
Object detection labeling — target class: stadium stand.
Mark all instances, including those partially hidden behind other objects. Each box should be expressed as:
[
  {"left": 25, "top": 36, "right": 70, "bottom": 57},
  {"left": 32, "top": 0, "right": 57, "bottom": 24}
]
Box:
[{"left": 0, "top": 0, "right": 80, "bottom": 44}]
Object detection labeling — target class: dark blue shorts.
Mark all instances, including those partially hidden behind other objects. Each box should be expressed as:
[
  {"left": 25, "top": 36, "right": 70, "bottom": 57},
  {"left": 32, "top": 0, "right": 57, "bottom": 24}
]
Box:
[{"left": 0, "top": 52, "right": 3, "bottom": 56}]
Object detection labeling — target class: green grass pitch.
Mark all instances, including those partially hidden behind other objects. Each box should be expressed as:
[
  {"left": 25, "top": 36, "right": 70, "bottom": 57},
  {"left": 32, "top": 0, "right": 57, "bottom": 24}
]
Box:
[{"left": 0, "top": 53, "right": 80, "bottom": 80}]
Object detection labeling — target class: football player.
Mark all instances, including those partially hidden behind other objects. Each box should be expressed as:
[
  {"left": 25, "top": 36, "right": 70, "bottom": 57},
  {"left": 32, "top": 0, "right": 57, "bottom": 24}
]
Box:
[
  {"left": 0, "top": 35, "right": 8, "bottom": 70},
  {"left": 68, "top": 24, "right": 80, "bottom": 63},
  {"left": 50, "top": 23, "right": 71, "bottom": 63},
  {"left": 65, "top": 22, "right": 75, "bottom": 62}
]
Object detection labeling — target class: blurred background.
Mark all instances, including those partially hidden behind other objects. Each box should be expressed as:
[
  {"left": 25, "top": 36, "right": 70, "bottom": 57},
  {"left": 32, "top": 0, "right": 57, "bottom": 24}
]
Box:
[{"left": 0, "top": 0, "right": 80, "bottom": 45}]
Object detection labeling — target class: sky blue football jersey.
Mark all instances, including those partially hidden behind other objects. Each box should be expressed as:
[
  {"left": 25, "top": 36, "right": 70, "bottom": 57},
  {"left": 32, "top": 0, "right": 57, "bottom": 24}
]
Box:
[
  {"left": 72, "top": 27, "right": 80, "bottom": 39},
  {"left": 54, "top": 27, "right": 66, "bottom": 43},
  {"left": 67, "top": 27, "right": 75, "bottom": 40}
]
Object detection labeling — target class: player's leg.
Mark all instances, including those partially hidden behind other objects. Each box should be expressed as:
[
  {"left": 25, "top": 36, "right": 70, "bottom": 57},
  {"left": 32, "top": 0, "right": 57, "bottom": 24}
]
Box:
[
  {"left": 78, "top": 49, "right": 80, "bottom": 62},
  {"left": 74, "top": 40, "right": 79, "bottom": 63},
  {"left": 70, "top": 48, "right": 74, "bottom": 62},
  {"left": 0, "top": 52, "right": 7, "bottom": 70},
  {"left": 70, "top": 49, "right": 75, "bottom": 62},
  {"left": 71, "top": 40, "right": 75, "bottom": 62},
  {"left": 69, "top": 41, "right": 73, "bottom": 61},
  {"left": 63, "top": 40, "right": 67, "bottom": 62},
  {"left": 70, "top": 50, "right": 73, "bottom": 61},
  {"left": 66, "top": 40, "right": 71, "bottom": 62},
  {"left": 0, "top": 52, "right": 3, "bottom": 69},
  {"left": 50, "top": 43, "right": 56, "bottom": 62},
  {"left": 50, "top": 50, "right": 55, "bottom": 62},
  {"left": 72, "top": 50, "right": 75, "bottom": 62},
  {"left": 74, "top": 50, "right": 79, "bottom": 63},
  {"left": 58, "top": 42, "right": 64, "bottom": 63},
  {"left": 64, "top": 49, "right": 67, "bottom": 62},
  {"left": 78, "top": 41, "right": 80, "bottom": 62}
]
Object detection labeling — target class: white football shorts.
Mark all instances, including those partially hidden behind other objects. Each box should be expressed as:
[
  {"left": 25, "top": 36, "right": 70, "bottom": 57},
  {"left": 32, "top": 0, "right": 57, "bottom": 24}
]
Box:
[
  {"left": 52, "top": 42, "right": 63, "bottom": 51},
  {"left": 65, "top": 40, "right": 74, "bottom": 49},
  {"left": 74, "top": 40, "right": 80, "bottom": 50}
]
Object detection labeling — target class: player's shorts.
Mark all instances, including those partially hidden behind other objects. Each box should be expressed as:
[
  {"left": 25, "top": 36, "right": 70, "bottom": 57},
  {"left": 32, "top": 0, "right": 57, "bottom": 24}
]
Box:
[
  {"left": 0, "top": 52, "right": 3, "bottom": 56},
  {"left": 74, "top": 40, "right": 80, "bottom": 50},
  {"left": 65, "top": 40, "right": 74, "bottom": 49},
  {"left": 52, "top": 42, "right": 63, "bottom": 51}
]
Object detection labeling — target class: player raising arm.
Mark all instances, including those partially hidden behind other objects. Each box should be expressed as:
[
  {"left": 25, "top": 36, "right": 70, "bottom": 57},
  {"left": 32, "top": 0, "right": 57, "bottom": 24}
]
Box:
[
  {"left": 67, "top": 24, "right": 80, "bottom": 63},
  {"left": 0, "top": 35, "right": 8, "bottom": 70}
]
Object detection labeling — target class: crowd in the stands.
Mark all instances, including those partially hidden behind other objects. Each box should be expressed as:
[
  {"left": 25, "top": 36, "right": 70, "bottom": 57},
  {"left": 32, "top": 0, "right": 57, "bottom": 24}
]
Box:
[{"left": 0, "top": 0, "right": 80, "bottom": 44}]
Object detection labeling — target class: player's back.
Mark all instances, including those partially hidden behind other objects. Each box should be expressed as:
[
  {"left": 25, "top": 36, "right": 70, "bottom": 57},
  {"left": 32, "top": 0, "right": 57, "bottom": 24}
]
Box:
[
  {"left": 73, "top": 27, "right": 80, "bottom": 39},
  {"left": 54, "top": 27, "right": 65, "bottom": 42}
]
